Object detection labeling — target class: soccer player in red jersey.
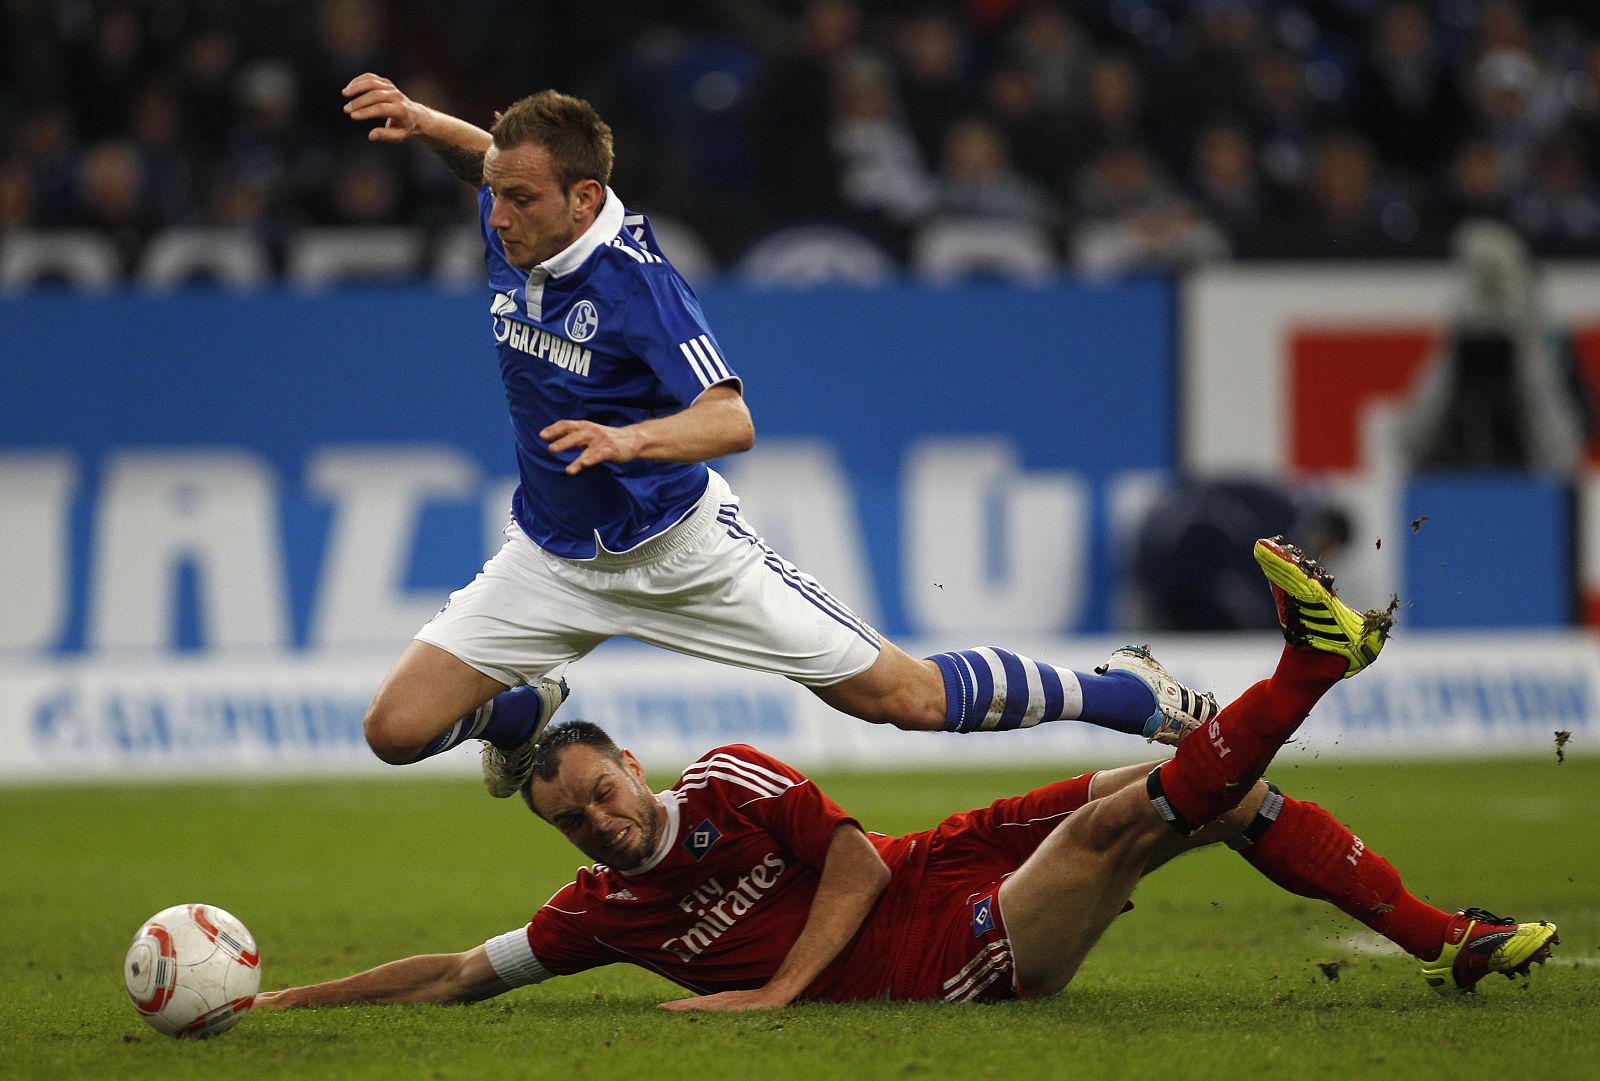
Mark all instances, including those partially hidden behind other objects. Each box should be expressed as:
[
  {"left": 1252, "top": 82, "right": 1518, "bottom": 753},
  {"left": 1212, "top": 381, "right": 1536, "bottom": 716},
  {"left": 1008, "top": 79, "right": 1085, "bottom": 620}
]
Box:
[{"left": 258, "top": 540, "right": 1557, "bottom": 1009}]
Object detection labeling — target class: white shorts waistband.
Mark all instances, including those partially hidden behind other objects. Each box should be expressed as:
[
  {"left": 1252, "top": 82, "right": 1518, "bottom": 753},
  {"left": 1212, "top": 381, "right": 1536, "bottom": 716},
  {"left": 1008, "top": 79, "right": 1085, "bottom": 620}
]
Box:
[{"left": 570, "top": 472, "right": 729, "bottom": 570}]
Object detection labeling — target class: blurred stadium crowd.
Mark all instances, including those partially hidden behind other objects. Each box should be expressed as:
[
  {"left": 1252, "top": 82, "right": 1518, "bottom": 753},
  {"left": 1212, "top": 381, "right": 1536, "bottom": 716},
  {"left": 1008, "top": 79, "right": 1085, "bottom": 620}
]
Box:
[{"left": 4, "top": 0, "right": 1600, "bottom": 285}]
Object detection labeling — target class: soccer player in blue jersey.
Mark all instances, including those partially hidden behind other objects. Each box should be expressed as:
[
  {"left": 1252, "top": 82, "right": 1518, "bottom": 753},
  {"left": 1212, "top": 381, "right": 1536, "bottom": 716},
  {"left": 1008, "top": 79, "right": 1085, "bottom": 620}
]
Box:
[{"left": 340, "top": 73, "right": 1222, "bottom": 797}]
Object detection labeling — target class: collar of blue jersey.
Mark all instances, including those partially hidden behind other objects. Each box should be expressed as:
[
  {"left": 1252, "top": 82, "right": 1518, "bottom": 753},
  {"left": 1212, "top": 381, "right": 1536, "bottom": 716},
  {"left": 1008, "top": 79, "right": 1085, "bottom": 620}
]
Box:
[
  {"left": 534, "top": 186, "right": 625, "bottom": 281},
  {"left": 618, "top": 790, "right": 679, "bottom": 877}
]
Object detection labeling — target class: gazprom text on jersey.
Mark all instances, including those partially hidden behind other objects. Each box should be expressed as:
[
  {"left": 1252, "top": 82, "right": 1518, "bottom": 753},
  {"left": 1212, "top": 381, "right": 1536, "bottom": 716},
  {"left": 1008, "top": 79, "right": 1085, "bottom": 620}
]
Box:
[{"left": 496, "top": 317, "right": 592, "bottom": 377}]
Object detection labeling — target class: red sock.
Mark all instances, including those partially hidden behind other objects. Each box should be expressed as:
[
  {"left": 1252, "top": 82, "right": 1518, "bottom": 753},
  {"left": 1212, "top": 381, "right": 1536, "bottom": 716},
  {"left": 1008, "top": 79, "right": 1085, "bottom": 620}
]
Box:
[
  {"left": 1241, "top": 796, "right": 1451, "bottom": 959},
  {"left": 1154, "top": 644, "right": 1347, "bottom": 828}
]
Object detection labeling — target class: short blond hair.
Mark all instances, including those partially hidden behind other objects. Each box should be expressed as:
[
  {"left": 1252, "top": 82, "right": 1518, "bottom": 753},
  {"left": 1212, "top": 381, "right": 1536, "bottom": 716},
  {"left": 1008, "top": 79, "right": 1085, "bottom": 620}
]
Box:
[{"left": 491, "top": 90, "right": 614, "bottom": 191}]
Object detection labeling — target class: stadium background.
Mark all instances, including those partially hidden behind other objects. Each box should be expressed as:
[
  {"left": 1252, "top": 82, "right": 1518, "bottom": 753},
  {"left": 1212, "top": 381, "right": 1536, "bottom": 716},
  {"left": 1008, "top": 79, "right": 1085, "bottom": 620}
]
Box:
[{"left": 3, "top": 0, "right": 1598, "bottom": 780}]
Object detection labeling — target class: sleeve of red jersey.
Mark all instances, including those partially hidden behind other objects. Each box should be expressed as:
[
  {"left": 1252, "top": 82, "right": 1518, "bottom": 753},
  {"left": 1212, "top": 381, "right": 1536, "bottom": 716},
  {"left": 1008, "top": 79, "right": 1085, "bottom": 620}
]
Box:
[
  {"left": 622, "top": 267, "right": 742, "bottom": 407},
  {"left": 691, "top": 745, "right": 859, "bottom": 871},
  {"left": 518, "top": 878, "right": 611, "bottom": 978}
]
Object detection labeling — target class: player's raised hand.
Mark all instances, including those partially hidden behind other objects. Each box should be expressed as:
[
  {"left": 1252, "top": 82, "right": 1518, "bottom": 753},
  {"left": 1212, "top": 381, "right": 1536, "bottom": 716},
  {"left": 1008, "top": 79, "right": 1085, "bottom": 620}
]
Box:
[
  {"left": 541, "top": 419, "right": 644, "bottom": 475},
  {"left": 342, "top": 73, "right": 426, "bottom": 143}
]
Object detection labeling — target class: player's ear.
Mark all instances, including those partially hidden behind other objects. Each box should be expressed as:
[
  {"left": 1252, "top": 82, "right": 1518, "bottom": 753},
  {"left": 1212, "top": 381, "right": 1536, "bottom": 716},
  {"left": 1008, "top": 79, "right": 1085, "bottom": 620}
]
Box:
[
  {"left": 619, "top": 748, "right": 647, "bottom": 785},
  {"left": 570, "top": 178, "right": 604, "bottom": 219}
]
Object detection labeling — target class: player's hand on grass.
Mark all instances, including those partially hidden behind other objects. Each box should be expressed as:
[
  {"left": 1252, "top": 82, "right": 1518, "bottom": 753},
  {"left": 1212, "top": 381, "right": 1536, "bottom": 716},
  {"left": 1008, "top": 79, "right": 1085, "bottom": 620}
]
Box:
[
  {"left": 658, "top": 987, "right": 793, "bottom": 1012},
  {"left": 542, "top": 419, "right": 643, "bottom": 475},
  {"left": 342, "top": 73, "right": 426, "bottom": 142}
]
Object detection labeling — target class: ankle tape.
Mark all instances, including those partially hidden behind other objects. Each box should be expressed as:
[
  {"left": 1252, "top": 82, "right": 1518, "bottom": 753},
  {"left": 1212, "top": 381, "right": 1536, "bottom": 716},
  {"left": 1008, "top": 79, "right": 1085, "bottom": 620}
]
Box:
[
  {"left": 1226, "top": 782, "right": 1284, "bottom": 850},
  {"left": 1146, "top": 765, "right": 1199, "bottom": 836}
]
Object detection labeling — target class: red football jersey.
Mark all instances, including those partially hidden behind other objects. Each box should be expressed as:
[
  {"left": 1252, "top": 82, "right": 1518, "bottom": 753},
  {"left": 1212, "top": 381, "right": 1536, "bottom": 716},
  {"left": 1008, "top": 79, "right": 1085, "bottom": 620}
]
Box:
[
  {"left": 481, "top": 744, "right": 1096, "bottom": 1003},
  {"left": 498, "top": 744, "right": 918, "bottom": 999}
]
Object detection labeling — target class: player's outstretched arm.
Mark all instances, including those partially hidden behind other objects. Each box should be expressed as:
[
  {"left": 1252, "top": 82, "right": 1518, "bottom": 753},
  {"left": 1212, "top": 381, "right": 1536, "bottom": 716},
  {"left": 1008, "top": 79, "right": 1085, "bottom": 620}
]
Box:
[
  {"left": 253, "top": 945, "right": 508, "bottom": 1009},
  {"left": 341, "top": 72, "right": 492, "bottom": 186},
  {"left": 541, "top": 384, "right": 755, "bottom": 476},
  {"left": 660, "top": 824, "right": 890, "bottom": 1012}
]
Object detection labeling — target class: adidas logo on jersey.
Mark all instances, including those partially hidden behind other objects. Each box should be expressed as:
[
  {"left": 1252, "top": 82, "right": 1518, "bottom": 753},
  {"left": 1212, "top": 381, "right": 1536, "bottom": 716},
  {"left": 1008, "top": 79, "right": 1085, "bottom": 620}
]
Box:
[{"left": 606, "top": 888, "right": 639, "bottom": 902}]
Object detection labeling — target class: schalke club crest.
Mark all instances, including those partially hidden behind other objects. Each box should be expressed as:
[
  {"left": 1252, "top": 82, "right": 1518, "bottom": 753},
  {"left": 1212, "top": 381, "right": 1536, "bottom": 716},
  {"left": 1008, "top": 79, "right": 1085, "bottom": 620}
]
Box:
[{"left": 565, "top": 299, "right": 599, "bottom": 342}]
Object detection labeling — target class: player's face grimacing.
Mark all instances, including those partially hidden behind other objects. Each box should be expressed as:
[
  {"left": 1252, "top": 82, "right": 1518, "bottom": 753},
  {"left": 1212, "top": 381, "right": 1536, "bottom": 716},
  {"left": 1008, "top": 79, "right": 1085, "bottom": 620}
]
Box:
[
  {"left": 529, "top": 746, "right": 665, "bottom": 871},
  {"left": 482, "top": 141, "right": 596, "bottom": 270}
]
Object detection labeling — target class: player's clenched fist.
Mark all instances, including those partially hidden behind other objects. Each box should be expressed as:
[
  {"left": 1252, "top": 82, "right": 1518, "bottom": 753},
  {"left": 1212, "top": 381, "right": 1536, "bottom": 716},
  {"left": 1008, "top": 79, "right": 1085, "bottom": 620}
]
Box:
[{"left": 341, "top": 73, "right": 424, "bottom": 142}]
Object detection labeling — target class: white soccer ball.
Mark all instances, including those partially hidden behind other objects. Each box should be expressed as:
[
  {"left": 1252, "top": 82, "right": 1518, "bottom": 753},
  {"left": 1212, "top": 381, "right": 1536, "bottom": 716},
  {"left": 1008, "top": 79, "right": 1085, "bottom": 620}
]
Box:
[{"left": 124, "top": 904, "right": 261, "bottom": 1038}]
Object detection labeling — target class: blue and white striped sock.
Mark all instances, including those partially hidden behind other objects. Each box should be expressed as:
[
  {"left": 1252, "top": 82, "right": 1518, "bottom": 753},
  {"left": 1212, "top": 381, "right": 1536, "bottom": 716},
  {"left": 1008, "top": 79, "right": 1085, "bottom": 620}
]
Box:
[
  {"left": 407, "top": 684, "right": 552, "bottom": 762},
  {"left": 928, "top": 647, "right": 1156, "bottom": 734}
]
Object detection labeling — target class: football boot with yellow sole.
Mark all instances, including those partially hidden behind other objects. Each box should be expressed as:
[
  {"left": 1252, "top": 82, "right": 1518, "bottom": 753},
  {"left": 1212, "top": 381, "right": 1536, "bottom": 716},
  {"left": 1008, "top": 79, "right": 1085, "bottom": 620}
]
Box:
[
  {"left": 1252, "top": 536, "right": 1392, "bottom": 678},
  {"left": 1421, "top": 908, "right": 1559, "bottom": 995}
]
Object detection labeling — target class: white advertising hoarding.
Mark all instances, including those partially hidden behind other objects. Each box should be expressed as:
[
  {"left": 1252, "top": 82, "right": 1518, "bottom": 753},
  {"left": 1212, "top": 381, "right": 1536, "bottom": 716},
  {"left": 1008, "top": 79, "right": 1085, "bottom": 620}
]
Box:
[{"left": 1, "top": 633, "right": 1591, "bottom": 782}]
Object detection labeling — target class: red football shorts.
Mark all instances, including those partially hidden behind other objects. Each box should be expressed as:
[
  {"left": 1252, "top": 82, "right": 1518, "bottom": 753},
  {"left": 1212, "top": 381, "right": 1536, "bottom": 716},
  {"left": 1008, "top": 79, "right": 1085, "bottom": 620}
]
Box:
[{"left": 887, "top": 772, "right": 1097, "bottom": 1002}]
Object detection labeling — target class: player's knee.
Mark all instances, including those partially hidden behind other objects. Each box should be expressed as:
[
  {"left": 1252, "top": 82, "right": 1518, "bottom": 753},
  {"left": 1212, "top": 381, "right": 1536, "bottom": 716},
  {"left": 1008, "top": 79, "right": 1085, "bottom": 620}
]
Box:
[
  {"left": 362, "top": 701, "right": 422, "bottom": 764},
  {"left": 1077, "top": 791, "right": 1164, "bottom": 858},
  {"left": 1087, "top": 760, "right": 1166, "bottom": 800}
]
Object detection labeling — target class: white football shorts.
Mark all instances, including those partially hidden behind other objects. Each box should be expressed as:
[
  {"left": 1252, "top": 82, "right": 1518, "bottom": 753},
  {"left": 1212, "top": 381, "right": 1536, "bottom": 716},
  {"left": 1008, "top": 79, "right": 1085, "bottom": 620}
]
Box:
[{"left": 414, "top": 470, "right": 882, "bottom": 689}]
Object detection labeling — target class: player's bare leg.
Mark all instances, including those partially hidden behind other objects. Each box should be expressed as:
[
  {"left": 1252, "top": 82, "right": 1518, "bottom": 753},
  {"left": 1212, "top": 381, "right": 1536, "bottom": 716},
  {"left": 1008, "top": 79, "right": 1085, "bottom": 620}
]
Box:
[
  {"left": 363, "top": 642, "right": 570, "bottom": 795},
  {"left": 811, "top": 642, "right": 946, "bottom": 729},
  {"left": 999, "top": 648, "right": 1347, "bottom": 996},
  {"left": 1068, "top": 751, "right": 1560, "bottom": 993},
  {"left": 1001, "top": 536, "right": 1393, "bottom": 995},
  {"left": 1012, "top": 539, "right": 1554, "bottom": 994},
  {"left": 1085, "top": 760, "right": 1166, "bottom": 800},
  {"left": 999, "top": 778, "right": 1266, "bottom": 995},
  {"left": 813, "top": 638, "right": 1217, "bottom": 743},
  {"left": 364, "top": 641, "right": 507, "bottom": 762},
  {"left": 1083, "top": 763, "right": 1279, "bottom": 874}
]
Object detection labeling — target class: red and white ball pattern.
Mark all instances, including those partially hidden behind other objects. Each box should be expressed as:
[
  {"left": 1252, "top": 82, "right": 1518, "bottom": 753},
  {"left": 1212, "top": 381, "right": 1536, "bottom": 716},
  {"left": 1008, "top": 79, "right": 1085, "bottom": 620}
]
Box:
[{"left": 124, "top": 904, "right": 261, "bottom": 1038}]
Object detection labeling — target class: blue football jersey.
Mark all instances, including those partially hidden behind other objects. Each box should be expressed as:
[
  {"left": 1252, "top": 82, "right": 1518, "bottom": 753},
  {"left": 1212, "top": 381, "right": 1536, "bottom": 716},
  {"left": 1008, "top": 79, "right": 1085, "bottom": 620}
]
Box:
[{"left": 480, "top": 187, "right": 740, "bottom": 557}]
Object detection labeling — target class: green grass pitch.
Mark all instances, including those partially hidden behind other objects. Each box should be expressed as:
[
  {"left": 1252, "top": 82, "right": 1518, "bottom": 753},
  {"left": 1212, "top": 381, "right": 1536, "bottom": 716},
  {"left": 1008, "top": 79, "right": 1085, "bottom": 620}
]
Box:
[{"left": 3, "top": 757, "right": 1595, "bottom": 1080}]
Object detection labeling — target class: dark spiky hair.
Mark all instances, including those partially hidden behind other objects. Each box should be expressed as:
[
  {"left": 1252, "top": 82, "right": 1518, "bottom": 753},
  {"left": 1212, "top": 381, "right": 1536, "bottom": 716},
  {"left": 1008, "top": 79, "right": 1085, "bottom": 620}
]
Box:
[{"left": 518, "top": 720, "right": 621, "bottom": 813}]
